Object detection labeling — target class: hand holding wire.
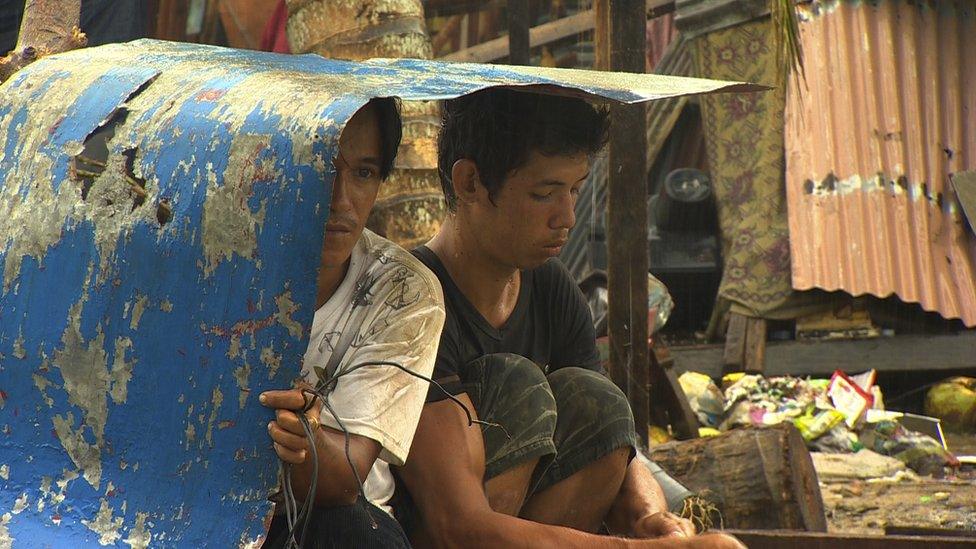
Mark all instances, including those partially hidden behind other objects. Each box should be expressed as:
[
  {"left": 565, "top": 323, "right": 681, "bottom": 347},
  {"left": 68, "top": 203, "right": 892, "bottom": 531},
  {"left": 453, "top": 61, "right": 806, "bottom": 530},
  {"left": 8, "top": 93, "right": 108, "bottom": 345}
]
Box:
[
  {"left": 260, "top": 387, "right": 322, "bottom": 465},
  {"left": 261, "top": 361, "right": 509, "bottom": 548}
]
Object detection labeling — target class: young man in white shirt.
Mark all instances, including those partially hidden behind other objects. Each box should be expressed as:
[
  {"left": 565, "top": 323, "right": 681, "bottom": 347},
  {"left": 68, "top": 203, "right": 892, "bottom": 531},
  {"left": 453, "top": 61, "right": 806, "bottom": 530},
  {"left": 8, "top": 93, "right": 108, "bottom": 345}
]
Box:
[{"left": 259, "top": 97, "right": 445, "bottom": 548}]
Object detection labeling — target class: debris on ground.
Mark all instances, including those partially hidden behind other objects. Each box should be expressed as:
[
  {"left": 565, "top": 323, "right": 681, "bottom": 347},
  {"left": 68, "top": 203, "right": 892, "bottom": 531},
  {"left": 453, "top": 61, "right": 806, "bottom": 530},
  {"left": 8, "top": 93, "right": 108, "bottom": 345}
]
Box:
[
  {"left": 678, "top": 370, "right": 960, "bottom": 476},
  {"left": 810, "top": 450, "right": 910, "bottom": 482}
]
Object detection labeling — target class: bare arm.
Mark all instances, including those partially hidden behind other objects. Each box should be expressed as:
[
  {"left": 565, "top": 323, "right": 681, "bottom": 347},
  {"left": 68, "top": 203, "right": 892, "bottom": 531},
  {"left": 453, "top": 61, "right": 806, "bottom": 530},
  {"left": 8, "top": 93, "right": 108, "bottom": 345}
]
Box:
[
  {"left": 397, "top": 396, "right": 740, "bottom": 549},
  {"left": 261, "top": 389, "right": 380, "bottom": 507},
  {"left": 606, "top": 457, "right": 695, "bottom": 538}
]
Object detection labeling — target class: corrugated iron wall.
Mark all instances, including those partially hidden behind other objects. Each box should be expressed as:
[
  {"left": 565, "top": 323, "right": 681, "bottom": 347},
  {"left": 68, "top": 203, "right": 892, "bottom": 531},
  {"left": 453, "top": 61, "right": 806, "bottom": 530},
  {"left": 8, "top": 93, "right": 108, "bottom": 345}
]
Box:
[{"left": 785, "top": 0, "right": 976, "bottom": 327}]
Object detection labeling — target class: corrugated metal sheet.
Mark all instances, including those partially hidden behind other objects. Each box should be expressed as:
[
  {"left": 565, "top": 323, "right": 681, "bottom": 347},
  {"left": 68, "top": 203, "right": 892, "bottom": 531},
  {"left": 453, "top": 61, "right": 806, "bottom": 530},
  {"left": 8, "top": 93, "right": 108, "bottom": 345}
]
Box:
[
  {"left": 0, "top": 39, "right": 753, "bottom": 547},
  {"left": 646, "top": 34, "right": 695, "bottom": 167},
  {"left": 785, "top": 0, "right": 976, "bottom": 327},
  {"left": 646, "top": 12, "right": 677, "bottom": 70}
]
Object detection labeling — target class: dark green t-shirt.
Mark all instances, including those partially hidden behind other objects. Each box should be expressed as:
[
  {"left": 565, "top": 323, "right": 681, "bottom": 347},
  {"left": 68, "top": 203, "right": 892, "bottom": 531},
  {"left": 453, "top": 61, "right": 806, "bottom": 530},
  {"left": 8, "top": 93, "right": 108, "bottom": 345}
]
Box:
[{"left": 412, "top": 246, "right": 601, "bottom": 402}]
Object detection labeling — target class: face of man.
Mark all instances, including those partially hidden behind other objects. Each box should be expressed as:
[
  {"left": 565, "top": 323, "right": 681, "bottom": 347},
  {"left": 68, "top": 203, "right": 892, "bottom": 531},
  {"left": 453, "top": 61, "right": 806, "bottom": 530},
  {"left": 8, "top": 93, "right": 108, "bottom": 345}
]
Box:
[
  {"left": 467, "top": 150, "right": 589, "bottom": 270},
  {"left": 319, "top": 104, "right": 384, "bottom": 270}
]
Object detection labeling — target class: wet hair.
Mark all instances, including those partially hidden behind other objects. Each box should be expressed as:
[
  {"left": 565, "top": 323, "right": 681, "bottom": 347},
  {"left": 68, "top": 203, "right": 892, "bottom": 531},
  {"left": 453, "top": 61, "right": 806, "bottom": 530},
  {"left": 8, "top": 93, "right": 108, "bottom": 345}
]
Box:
[
  {"left": 363, "top": 96, "right": 402, "bottom": 180},
  {"left": 437, "top": 88, "right": 609, "bottom": 210}
]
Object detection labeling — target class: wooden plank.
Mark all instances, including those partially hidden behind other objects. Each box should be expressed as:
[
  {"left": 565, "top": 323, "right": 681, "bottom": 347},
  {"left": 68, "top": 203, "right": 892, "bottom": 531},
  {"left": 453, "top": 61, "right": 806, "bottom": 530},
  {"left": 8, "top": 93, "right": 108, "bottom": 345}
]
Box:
[
  {"left": 506, "top": 0, "right": 529, "bottom": 64},
  {"left": 648, "top": 352, "right": 699, "bottom": 439},
  {"left": 671, "top": 332, "right": 976, "bottom": 378},
  {"left": 431, "top": 14, "right": 464, "bottom": 56},
  {"left": 440, "top": 10, "right": 593, "bottom": 63},
  {"left": 723, "top": 529, "right": 975, "bottom": 549},
  {"left": 647, "top": 0, "right": 677, "bottom": 19},
  {"left": 649, "top": 424, "right": 827, "bottom": 531},
  {"left": 744, "top": 317, "right": 767, "bottom": 373},
  {"left": 722, "top": 312, "right": 747, "bottom": 369},
  {"left": 594, "top": 1, "right": 608, "bottom": 70},
  {"left": 604, "top": 0, "right": 649, "bottom": 449},
  {"left": 884, "top": 526, "right": 976, "bottom": 539}
]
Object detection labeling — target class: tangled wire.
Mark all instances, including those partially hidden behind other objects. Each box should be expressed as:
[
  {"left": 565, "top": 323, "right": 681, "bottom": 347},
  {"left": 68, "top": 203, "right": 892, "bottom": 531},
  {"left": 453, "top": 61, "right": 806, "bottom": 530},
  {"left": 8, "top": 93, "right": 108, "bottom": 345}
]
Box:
[{"left": 278, "top": 360, "right": 508, "bottom": 549}]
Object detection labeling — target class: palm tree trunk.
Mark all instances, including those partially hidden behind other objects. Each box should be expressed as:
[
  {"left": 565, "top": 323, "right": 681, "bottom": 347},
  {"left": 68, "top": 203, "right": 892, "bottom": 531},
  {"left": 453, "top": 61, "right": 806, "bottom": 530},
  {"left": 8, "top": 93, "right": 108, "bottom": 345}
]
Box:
[
  {"left": 286, "top": 0, "right": 445, "bottom": 249},
  {"left": 0, "top": 0, "right": 87, "bottom": 83}
]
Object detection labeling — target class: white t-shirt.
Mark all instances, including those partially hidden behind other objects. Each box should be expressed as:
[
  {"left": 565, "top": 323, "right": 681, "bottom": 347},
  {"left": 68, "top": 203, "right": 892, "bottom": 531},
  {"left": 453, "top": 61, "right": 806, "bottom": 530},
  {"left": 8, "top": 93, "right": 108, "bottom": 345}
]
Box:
[{"left": 301, "top": 229, "right": 444, "bottom": 515}]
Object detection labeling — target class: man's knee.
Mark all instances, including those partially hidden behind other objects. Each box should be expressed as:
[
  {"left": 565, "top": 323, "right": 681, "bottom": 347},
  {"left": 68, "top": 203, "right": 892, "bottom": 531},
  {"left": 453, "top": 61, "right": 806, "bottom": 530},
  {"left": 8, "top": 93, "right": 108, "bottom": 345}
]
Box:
[
  {"left": 467, "top": 353, "right": 555, "bottom": 417},
  {"left": 467, "top": 354, "right": 558, "bottom": 479},
  {"left": 547, "top": 367, "right": 636, "bottom": 451}
]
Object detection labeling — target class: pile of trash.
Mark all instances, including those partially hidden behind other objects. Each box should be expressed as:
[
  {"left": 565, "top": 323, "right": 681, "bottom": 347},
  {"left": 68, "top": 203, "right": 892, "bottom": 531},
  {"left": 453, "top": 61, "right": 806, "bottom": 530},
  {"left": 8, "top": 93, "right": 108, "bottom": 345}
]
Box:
[{"left": 679, "top": 370, "right": 960, "bottom": 476}]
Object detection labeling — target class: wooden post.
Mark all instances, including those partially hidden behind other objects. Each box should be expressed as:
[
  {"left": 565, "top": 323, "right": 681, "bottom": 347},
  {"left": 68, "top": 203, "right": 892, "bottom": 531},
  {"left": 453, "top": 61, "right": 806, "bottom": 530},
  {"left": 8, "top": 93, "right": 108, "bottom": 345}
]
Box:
[
  {"left": 649, "top": 345, "right": 699, "bottom": 439},
  {"left": 724, "top": 313, "right": 768, "bottom": 374},
  {"left": 744, "top": 317, "right": 767, "bottom": 373},
  {"left": 594, "top": 0, "right": 609, "bottom": 70},
  {"left": 723, "top": 312, "right": 748, "bottom": 371},
  {"left": 507, "top": 0, "right": 530, "bottom": 64},
  {"left": 153, "top": 0, "right": 191, "bottom": 41},
  {"left": 603, "top": 0, "right": 649, "bottom": 449}
]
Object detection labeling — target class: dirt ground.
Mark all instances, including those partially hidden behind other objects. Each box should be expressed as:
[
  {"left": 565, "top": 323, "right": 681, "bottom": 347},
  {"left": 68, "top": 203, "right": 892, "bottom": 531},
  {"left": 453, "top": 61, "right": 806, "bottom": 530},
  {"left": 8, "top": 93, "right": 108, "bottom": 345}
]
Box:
[{"left": 822, "top": 432, "right": 976, "bottom": 535}]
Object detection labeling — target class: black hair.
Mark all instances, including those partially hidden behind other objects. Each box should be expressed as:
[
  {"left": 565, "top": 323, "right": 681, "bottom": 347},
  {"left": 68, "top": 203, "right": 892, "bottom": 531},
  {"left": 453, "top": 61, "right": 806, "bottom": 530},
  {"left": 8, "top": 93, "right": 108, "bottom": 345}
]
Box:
[
  {"left": 364, "top": 96, "right": 402, "bottom": 180},
  {"left": 437, "top": 88, "right": 609, "bottom": 210}
]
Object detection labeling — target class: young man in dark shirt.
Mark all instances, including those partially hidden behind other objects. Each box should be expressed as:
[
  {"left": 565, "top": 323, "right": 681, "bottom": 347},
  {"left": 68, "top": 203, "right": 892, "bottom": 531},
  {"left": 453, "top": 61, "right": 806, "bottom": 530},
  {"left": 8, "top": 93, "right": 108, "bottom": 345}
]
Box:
[{"left": 394, "top": 89, "right": 744, "bottom": 548}]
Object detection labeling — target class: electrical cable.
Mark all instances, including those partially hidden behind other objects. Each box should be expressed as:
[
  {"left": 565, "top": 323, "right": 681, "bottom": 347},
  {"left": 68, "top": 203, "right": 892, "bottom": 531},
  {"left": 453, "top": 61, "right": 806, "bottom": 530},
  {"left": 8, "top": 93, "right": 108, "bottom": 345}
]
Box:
[{"left": 277, "top": 359, "right": 509, "bottom": 548}]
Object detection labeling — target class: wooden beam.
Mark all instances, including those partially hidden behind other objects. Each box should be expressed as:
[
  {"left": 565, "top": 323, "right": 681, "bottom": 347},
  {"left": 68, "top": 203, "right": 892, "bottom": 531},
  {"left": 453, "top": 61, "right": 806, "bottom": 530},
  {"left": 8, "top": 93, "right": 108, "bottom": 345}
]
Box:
[
  {"left": 432, "top": 14, "right": 464, "bottom": 56},
  {"left": 439, "top": 10, "right": 593, "bottom": 63},
  {"left": 604, "top": 0, "right": 649, "bottom": 449},
  {"left": 646, "top": 0, "right": 677, "bottom": 20},
  {"left": 649, "top": 348, "right": 699, "bottom": 439},
  {"left": 884, "top": 526, "right": 976, "bottom": 539},
  {"left": 506, "top": 0, "right": 530, "bottom": 64},
  {"left": 594, "top": 2, "right": 608, "bottom": 70},
  {"left": 671, "top": 332, "right": 976, "bottom": 379},
  {"left": 723, "top": 530, "right": 975, "bottom": 549}
]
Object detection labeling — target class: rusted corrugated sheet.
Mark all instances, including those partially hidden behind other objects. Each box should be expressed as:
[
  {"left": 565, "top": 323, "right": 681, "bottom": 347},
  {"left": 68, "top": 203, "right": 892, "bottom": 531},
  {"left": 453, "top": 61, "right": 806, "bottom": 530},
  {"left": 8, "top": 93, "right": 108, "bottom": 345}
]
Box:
[{"left": 785, "top": 0, "right": 976, "bottom": 327}]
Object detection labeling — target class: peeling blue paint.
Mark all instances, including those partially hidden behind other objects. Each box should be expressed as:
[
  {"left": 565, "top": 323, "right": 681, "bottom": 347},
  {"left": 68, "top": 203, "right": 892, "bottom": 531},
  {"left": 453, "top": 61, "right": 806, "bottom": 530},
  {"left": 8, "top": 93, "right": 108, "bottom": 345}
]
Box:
[{"left": 0, "top": 40, "right": 752, "bottom": 547}]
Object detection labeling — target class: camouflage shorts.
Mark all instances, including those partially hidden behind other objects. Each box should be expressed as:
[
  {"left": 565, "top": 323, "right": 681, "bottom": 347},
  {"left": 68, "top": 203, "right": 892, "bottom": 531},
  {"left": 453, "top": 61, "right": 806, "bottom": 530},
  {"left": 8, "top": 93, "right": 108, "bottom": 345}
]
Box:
[
  {"left": 465, "top": 353, "right": 638, "bottom": 495},
  {"left": 391, "top": 354, "right": 637, "bottom": 532}
]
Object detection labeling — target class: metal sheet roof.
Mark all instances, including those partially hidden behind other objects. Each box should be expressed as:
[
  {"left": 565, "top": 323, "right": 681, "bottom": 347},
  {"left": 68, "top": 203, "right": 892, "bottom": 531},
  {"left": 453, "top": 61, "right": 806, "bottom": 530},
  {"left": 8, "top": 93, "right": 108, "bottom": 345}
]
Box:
[
  {"left": 0, "top": 39, "right": 752, "bottom": 547},
  {"left": 785, "top": 0, "right": 976, "bottom": 327}
]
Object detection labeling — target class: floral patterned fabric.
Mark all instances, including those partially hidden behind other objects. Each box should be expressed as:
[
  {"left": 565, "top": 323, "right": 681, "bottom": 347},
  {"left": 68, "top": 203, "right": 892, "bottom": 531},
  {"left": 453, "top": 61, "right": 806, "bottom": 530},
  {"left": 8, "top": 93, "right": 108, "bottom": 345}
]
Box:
[{"left": 694, "top": 18, "right": 810, "bottom": 319}]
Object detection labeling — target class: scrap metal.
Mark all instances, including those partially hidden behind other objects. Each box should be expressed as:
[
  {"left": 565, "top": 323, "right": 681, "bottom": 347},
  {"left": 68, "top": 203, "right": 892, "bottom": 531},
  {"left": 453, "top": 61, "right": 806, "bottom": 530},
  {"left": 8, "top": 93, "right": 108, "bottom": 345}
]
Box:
[
  {"left": 785, "top": 0, "right": 976, "bottom": 326},
  {"left": 0, "top": 38, "right": 753, "bottom": 547}
]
